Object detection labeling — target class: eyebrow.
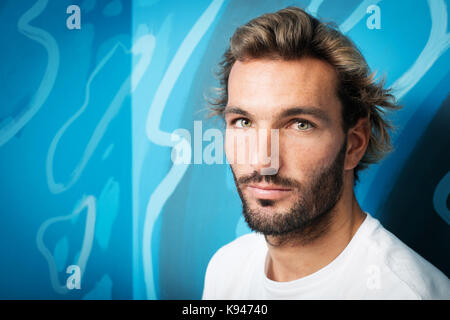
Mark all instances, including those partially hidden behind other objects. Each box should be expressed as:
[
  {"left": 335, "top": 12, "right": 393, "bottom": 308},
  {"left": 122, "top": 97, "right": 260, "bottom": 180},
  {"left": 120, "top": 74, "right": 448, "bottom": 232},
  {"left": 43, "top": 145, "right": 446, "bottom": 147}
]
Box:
[
  {"left": 278, "top": 107, "right": 331, "bottom": 124},
  {"left": 222, "top": 106, "right": 251, "bottom": 118},
  {"left": 223, "top": 106, "right": 331, "bottom": 124}
]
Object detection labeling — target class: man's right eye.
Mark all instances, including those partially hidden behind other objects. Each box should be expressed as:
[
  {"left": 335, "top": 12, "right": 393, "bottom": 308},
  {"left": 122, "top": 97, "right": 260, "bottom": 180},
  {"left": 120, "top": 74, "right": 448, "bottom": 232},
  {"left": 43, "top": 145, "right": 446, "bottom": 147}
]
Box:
[{"left": 233, "top": 118, "right": 252, "bottom": 128}]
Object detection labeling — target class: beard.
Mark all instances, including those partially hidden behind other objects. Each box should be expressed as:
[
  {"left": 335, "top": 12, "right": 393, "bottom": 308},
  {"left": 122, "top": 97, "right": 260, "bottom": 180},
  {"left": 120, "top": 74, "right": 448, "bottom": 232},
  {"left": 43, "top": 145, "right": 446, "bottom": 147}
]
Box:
[{"left": 231, "top": 138, "right": 347, "bottom": 246}]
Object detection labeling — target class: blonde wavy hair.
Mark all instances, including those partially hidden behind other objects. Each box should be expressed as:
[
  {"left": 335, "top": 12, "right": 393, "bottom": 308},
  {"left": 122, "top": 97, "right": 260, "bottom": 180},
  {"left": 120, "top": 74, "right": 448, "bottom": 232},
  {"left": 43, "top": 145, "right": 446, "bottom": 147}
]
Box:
[{"left": 209, "top": 6, "right": 401, "bottom": 183}]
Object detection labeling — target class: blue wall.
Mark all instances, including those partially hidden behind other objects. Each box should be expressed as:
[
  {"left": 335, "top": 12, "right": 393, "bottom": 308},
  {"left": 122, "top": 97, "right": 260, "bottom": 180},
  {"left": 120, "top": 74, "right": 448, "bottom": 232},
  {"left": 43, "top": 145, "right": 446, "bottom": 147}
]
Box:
[{"left": 0, "top": 0, "right": 448, "bottom": 299}]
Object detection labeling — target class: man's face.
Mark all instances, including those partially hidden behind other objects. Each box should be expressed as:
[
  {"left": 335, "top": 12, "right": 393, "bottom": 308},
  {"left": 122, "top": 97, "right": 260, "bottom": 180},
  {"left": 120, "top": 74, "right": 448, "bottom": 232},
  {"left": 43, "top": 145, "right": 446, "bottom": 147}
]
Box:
[{"left": 224, "top": 57, "right": 348, "bottom": 237}]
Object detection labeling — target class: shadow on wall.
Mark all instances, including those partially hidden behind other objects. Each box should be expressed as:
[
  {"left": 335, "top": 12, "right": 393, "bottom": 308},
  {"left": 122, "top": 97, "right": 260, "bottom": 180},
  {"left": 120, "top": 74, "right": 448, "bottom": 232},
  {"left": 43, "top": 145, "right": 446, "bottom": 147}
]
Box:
[{"left": 381, "top": 91, "right": 450, "bottom": 277}]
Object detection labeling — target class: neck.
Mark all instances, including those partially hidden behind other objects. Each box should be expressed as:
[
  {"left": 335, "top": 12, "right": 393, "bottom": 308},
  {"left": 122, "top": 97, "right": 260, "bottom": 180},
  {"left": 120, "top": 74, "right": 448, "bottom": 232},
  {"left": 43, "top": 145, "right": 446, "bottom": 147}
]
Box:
[{"left": 264, "top": 182, "right": 366, "bottom": 282}]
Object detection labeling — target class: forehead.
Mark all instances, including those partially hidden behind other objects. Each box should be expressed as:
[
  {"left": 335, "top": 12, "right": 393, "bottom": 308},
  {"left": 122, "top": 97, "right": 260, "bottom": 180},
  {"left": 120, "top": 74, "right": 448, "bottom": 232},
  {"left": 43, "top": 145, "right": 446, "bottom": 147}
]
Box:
[{"left": 227, "top": 58, "right": 341, "bottom": 121}]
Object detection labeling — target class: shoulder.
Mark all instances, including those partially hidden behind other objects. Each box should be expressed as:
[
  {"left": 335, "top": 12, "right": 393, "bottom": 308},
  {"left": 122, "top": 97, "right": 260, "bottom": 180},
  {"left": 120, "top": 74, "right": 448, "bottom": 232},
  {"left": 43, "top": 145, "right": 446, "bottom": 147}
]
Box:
[
  {"left": 207, "top": 232, "right": 265, "bottom": 269},
  {"left": 361, "top": 214, "right": 450, "bottom": 299},
  {"left": 202, "top": 232, "right": 265, "bottom": 299}
]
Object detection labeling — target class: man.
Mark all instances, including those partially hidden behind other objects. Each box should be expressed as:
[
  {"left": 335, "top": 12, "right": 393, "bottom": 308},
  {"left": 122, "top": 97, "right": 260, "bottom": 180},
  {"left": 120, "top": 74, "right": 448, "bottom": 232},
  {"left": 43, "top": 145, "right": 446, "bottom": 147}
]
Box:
[{"left": 202, "top": 7, "right": 449, "bottom": 299}]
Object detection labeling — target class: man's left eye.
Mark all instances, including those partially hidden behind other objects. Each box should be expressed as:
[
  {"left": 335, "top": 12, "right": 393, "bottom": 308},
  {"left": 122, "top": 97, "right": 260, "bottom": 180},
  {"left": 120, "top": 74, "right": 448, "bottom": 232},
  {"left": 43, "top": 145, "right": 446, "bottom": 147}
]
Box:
[{"left": 293, "top": 120, "right": 313, "bottom": 131}]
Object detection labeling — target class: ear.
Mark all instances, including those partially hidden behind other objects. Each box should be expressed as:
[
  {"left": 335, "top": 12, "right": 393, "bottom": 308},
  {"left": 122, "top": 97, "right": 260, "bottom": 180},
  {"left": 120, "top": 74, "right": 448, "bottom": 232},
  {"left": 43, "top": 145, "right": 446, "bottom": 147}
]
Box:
[{"left": 344, "top": 117, "right": 370, "bottom": 171}]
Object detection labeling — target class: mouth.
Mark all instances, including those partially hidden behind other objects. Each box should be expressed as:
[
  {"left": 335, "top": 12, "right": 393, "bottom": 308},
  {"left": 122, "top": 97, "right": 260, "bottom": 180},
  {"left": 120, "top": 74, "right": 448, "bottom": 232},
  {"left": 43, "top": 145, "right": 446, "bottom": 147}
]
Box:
[{"left": 246, "top": 183, "right": 293, "bottom": 200}]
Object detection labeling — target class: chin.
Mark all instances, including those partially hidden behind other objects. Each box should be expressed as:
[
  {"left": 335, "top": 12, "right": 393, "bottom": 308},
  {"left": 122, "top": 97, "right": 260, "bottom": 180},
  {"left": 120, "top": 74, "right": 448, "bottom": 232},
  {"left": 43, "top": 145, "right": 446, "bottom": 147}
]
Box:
[{"left": 248, "top": 197, "right": 292, "bottom": 212}]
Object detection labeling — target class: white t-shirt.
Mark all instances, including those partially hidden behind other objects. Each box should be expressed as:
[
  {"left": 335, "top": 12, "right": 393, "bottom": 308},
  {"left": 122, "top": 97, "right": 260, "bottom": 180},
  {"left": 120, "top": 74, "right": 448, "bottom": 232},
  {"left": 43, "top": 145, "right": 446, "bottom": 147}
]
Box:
[{"left": 202, "top": 212, "right": 450, "bottom": 299}]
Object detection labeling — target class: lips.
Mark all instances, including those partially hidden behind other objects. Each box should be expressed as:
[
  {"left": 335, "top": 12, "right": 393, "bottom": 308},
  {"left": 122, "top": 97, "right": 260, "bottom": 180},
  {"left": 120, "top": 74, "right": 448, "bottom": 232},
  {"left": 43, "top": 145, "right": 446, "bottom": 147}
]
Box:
[{"left": 246, "top": 183, "right": 292, "bottom": 200}]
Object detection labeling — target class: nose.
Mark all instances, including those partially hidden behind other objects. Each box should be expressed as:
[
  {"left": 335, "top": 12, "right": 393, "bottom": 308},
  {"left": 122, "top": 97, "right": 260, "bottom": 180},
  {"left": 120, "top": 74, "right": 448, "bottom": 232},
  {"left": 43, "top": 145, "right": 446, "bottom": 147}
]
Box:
[{"left": 249, "top": 128, "right": 279, "bottom": 175}]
